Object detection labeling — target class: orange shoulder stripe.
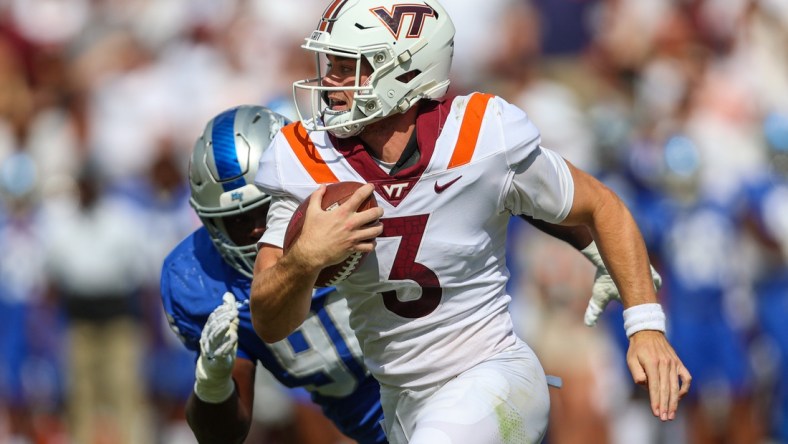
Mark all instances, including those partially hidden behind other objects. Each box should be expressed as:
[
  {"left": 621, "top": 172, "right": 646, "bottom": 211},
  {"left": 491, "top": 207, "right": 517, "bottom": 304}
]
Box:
[
  {"left": 282, "top": 122, "right": 338, "bottom": 183},
  {"left": 447, "top": 93, "right": 494, "bottom": 169}
]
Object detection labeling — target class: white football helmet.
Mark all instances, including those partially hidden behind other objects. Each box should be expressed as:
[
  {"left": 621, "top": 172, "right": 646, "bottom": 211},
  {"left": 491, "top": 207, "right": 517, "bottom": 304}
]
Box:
[
  {"left": 293, "top": 0, "right": 455, "bottom": 138},
  {"left": 189, "top": 105, "right": 288, "bottom": 278}
]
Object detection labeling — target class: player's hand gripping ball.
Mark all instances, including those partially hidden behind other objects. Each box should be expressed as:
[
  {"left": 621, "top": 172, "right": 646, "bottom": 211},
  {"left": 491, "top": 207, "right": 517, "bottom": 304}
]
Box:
[{"left": 284, "top": 182, "right": 378, "bottom": 287}]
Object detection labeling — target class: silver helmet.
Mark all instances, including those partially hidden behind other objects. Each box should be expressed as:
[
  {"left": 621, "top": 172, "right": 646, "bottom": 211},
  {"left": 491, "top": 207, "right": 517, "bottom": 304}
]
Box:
[
  {"left": 189, "top": 105, "right": 288, "bottom": 278},
  {"left": 293, "top": 0, "right": 455, "bottom": 138}
]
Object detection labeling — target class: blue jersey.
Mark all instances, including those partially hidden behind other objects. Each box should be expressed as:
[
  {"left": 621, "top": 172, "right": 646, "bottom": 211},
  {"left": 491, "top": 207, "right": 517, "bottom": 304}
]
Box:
[
  {"left": 637, "top": 193, "right": 752, "bottom": 395},
  {"left": 743, "top": 174, "right": 788, "bottom": 440},
  {"left": 160, "top": 227, "right": 386, "bottom": 444},
  {"left": 744, "top": 174, "right": 788, "bottom": 292}
]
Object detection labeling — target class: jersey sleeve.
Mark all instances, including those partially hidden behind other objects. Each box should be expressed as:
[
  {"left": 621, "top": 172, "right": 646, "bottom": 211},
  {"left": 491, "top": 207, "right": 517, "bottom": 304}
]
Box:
[
  {"left": 495, "top": 95, "right": 542, "bottom": 170},
  {"left": 489, "top": 96, "right": 575, "bottom": 222},
  {"left": 504, "top": 146, "right": 574, "bottom": 223},
  {"left": 160, "top": 252, "right": 202, "bottom": 353},
  {"left": 258, "top": 194, "right": 300, "bottom": 249},
  {"left": 255, "top": 127, "right": 290, "bottom": 197},
  {"left": 255, "top": 124, "right": 311, "bottom": 250}
]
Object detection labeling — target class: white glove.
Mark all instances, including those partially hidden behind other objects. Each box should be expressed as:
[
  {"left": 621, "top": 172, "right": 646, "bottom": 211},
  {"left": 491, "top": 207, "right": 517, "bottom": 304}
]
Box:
[
  {"left": 581, "top": 242, "right": 663, "bottom": 327},
  {"left": 194, "top": 292, "right": 240, "bottom": 403}
]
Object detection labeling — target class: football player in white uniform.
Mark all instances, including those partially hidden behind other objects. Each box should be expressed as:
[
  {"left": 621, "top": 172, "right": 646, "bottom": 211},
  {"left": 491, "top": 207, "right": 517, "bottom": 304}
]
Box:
[{"left": 249, "top": 1, "right": 691, "bottom": 443}]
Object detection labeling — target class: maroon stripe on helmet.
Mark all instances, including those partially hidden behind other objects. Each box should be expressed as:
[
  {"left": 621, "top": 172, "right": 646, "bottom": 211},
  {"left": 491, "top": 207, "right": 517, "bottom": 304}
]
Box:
[
  {"left": 318, "top": 0, "right": 349, "bottom": 32},
  {"left": 317, "top": 0, "right": 347, "bottom": 32}
]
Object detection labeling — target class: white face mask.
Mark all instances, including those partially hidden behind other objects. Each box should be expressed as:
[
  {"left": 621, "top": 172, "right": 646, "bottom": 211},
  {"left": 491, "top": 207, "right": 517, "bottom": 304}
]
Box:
[{"left": 293, "top": 46, "right": 383, "bottom": 138}]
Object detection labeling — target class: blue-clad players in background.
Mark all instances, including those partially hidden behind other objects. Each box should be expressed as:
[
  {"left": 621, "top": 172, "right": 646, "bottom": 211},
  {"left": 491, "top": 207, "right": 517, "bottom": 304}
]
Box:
[
  {"left": 742, "top": 112, "right": 788, "bottom": 442},
  {"left": 635, "top": 135, "right": 762, "bottom": 443},
  {"left": 160, "top": 105, "right": 387, "bottom": 444}
]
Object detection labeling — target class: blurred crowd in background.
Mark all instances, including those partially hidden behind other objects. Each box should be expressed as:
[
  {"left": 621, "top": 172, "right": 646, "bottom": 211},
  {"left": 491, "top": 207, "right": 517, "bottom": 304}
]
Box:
[{"left": 1, "top": 0, "right": 787, "bottom": 443}]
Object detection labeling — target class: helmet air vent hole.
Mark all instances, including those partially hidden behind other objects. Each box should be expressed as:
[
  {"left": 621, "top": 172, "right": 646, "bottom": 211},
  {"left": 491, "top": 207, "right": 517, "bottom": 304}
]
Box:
[{"left": 395, "top": 70, "right": 421, "bottom": 84}]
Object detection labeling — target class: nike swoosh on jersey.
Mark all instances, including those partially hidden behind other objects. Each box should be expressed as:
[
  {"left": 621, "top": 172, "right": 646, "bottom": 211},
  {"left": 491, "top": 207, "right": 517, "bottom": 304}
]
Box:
[{"left": 434, "top": 176, "right": 462, "bottom": 193}]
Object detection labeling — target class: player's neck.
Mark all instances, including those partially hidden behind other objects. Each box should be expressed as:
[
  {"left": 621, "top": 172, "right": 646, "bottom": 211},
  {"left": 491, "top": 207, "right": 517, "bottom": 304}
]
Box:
[{"left": 360, "top": 107, "right": 418, "bottom": 164}]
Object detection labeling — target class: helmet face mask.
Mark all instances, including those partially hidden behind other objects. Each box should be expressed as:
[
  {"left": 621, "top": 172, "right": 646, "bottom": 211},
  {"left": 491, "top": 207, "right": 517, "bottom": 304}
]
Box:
[
  {"left": 294, "top": 47, "right": 379, "bottom": 138},
  {"left": 293, "top": 0, "right": 455, "bottom": 138},
  {"left": 189, "top": 105, "right": 288, "bottom": 278}
]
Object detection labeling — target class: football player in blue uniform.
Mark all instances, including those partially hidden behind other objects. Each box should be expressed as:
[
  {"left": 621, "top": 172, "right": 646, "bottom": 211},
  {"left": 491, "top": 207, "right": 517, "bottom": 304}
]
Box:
[
  {"left": 742, "top": 112, "right": 788, "bottom": 442},
  {"left": 637, "top": 135, "right": 761, "bottom": 443},
  {"left": 160, "top": 105, "right": 387, "bottom": 444}
]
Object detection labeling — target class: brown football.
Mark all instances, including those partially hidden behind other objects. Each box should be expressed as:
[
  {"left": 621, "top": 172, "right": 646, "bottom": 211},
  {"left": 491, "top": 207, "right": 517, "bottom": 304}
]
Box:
[{"left": 283, "top": 181, "right": 378, "bottom": 287}]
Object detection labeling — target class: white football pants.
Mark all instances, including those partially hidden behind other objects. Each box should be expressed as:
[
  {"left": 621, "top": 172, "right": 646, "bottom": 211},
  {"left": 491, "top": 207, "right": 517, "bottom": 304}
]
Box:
[{"left": 380, "top": 338, "right": 550, "bottom": 444}]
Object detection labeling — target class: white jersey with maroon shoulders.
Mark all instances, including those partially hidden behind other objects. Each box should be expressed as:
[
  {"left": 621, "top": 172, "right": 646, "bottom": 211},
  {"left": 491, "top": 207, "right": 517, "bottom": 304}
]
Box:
[{"left": 256, "top": 93, "right": 574, "bottom": 389}]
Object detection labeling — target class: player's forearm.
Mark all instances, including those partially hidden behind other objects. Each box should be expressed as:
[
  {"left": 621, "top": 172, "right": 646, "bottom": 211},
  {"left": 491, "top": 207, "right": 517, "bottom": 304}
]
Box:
[
  {"left": 585, "top": 192, "right": 656, "bottom": 308},
  {"left": 250, "top": 246, "right": 317, "bottom": 343},
  {"left": 186, "top": 388, "right": 250, "bottom": 444},
  {"left": 562, "top": 162, "right": 656, "bottom": 308}
]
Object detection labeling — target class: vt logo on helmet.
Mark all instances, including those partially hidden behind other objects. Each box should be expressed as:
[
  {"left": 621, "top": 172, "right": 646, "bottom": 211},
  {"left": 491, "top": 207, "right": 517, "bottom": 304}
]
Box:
[
  {"left": 371, "top": 4, "right": 438, "bottom": 39},
  {"left": 293, "top": 0, "right": 455, "bottom": 138}
]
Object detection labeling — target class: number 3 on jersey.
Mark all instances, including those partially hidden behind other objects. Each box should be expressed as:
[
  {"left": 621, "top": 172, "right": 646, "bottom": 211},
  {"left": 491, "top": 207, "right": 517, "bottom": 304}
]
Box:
[{"left": 380, "top": 215, "right": 442, "bottom": 318}]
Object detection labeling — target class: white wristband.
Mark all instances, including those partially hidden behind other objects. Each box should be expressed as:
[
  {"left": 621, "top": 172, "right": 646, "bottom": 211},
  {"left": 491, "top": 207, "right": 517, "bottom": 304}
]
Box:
[{"left": 623, "top": 303, "right": 666, "bottom": 337}]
